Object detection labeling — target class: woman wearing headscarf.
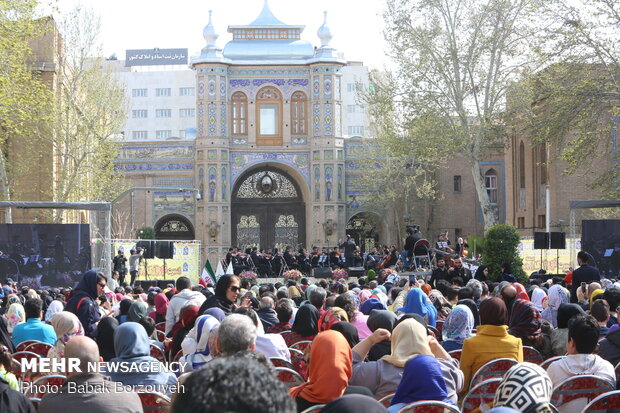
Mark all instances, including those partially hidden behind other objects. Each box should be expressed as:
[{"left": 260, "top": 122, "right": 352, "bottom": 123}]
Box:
[
  {"left": 199, "top": 274, "right": 239, "bottom": 315},
  {"left": 284, "top": 304, "right": 319, "bottom": 347},
  {"left": 106, "top": 322, "right": 178, "bottom": 395},
  {"left": 289, "top": 330, "right": 366, "bottom": 412},
  {"left": 116, "top": 299, "right": 132, "bottom": 324},
  {"left": 457, "top": 298, "right": 480, "bottom": 327},
  {"left": 127, "top": 301, "right": 148, "bottom": 323},
  {"left": 181, "top": 307, "right": 226, "bottom": 355},
  {"left": 359, "top": 289, "right": 372, "bottom": 306},
  {"left": 0, "top": 318, "right": 14, "bottom": 354},
  {"left": 4, "top": 303, "right": 25, "bottom": 334},
  {"left": 47, "top": 311, "right": 84, "bottom": 360},
  {"left": 428, "top": 290, "right": 451, "bottom": 322},
  {"left": 513, "top": 283, "right": 529, "bottom": 301},
  {"left": 44, "top": 300, "right": 64, "bottom": 324},
  {"left": 550, "top": 303, "right": 585, "bottom": 356},
  {"left": 460, "top": 297, "right": 523, "bottom": 394},
  {"left": 397, "top": 288, "right": 437, "bottom": 327},
  {"left": 366, "top": 310, "right": 397, "bottom": 361},
  {"left": 531, "top": 287, "right": 548, "bottom": 313},
  {"left": 590, "top": 288, "right": 605, "bottom": 310},
  {"left": 474, "top": 265, "right": 488, "bottom": 282},
  {"left": 493, "top": 363, "right": 555, "bottom": 413},
  {"left": 169, "top": 305, "right": 200, "bottom": 359},
  {"left": 509, "top": 299, "right": 552, "bottom": 359},
  {"left": 331, "top": 322, "right": 360, "bottom": 348},
  {"left": 335, "top": 293, "right": 372, "bottom": 339},
  {"left": 96, "top": 316, "right": 119, "bottom": 362},
  {"left": 350, "top": 318, "right": 463, "bottom": 401},
  {"left": 388, "top": 353, "right": 454, "bottom": 412},
  {"left": 179, "top": 315, "right": 220, "bottom": 372},
  {"left": 65, "top": 270, "right": 105, "bottom": 338},
  {"left": 149, "top": 293, "right": 169, "bottom": 324},
  {"left": 542, "top": 284, "right": 569, "bottom": 328},
  {"left": 360, "top": 297, "right": 386, "bottom": 315},
  {"left": 442, "top": 305, "right": 474, "bottom": 352},
  {"left": 318, "top": 307, "right": 348, "bottom": 331}
]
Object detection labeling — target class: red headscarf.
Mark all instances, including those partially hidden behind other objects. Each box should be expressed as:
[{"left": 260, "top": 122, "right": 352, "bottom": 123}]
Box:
[
  {"left": 170, "top": 305, "right": 200, "bottom": 337},
  {"left": 154, "top": 293, "right": 169, "bottom": 315},
  {"left": 421, "top": 283, "right": 432, "bottom": 296},
  {"left": 513, "top": 283, "right": 529, "bottom": 301},
  {"left": 289, "top": 330, "right": 352, "bottom": 404}
]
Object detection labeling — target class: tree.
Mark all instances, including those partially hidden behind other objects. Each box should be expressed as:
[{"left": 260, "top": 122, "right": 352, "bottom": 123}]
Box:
[
  {"left": 482, "top": 224, "right": 525, "bottom": 282},
  {"left": 0, "top": 0, "right": 51, "bottom": 222},
  {"left": 517, "top": 0, "right": 620, "bottom": 197},
  {"left": 381, "top": 0, "right": 542, "bottom": 231},
  {"left": 46, "top": 6, "right": 127, "bottom": 221}
]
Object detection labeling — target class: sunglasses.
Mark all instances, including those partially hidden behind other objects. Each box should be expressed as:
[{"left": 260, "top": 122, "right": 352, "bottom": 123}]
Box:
[
  {"left": 229, "top": 286, "right": 240, "bottom": 292},
  {"left": 97, "top": 283, "right": 106, "bottom": 288}
]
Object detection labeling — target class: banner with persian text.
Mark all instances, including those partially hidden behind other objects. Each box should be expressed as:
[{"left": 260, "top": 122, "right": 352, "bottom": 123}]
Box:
[{"left": 518, "top": 237, "right": 580, "bottom": 274}]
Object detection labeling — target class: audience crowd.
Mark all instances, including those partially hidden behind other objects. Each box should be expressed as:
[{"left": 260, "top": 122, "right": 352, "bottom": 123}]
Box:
[{"left": 0, "top": 250, "right": 618, "bottom": 412}]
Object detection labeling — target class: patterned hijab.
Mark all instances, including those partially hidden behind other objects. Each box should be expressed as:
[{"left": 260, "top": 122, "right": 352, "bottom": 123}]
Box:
[
  {"left": 541, "top": 285, "right": 569, "bottom": 328},
  {"left": 5, "top": 303, "right": 25, "bottom": 332},
  {"left": 442, "top": 304, "right": 474, "bottom": 344},
  {"left": 508, "top": 299, "right": 542, "bottom": 338},
  {"left": 44, "top": 300, "right": 64, "bottom": 323},
  {"left": 493, "top": 363, "right": 554, "bottom": 413},
  {"left": 51, "top": 311, "right": 84, "bottom": 357},
  {"left": 531, "top": 288, "right": 547, "bottom": 312},
  {"left": 318, "top": 307, "right": 349, "bottom": 331}
]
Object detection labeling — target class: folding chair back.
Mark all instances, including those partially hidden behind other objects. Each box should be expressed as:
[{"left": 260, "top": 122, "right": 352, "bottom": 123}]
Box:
[
  {"left": 299, "top": 404, "right": 325, "bottom": 413},
  {"left": 435, "top": 321, "right": 444, "bottom": 336},
  {"left": 461, "top": 378, "right": 501, "bottom": 413},
  {"left": 136, "top": 390, "right": 171, "bottom": 412},
  {"left": 270, "top": 357, "right": 295, "bottom": 370},
  {"left": 582, "top": 390, "right": 620, "bottom": 412},
  {"left": 550, "top": 375, "right": 615, "bottom": 409},
  {"left": 155, "top": 322, "right": 166, "bottom": 332},
  {"left": 427, "top": 326, "right": 441, "bottom": 341},
  {"left": 470, "top": 358, "right": 518, "bottom": 388},
  {"left": 275, "top": 367, "right": 305, "bottom": 389},
  {"left": 447, "top": 350, "right": 461, "bottom": 361},
  {"left": 378, "top": 392, "right": 395, "bottom": 408},
  {"left": 26, "top": 375, "right": 67, "bottom": 398},
  {"left": 397, "top": 400, "right": 461, "bottom": 412},
  {"left": 523, "top": 346, "right": 544, "bottom": 364},
  {"left": 153, "top": 329, "right": 166, "bottom": 342},
  {"left": 290, "top": 340, "right": 312, "bottom": 353},
  {"left": 16, "top": 340, "right": 42, "bottom": 353},
  {"left": 541, "top": 356, "right": 565, "bottom": 370},
  {"left": 24, "top": 341, "right": 53, "bottom": 357},
  {"left": 149, "top": 344, "right": 166, "bottom": 363}
]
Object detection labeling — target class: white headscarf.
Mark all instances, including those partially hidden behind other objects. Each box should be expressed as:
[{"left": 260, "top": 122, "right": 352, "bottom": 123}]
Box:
[
  {"left": 45, "top": 300, "right": 64, "bottom": 323},
  {"left": 531, "top": 288, "right": 547, "bottom": 312},
  {"left": 541, "top": 284, "right": 569, "bottom": 328}
]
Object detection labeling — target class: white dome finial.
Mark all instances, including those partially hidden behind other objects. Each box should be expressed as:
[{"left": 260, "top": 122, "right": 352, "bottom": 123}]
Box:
[
  {"left": 317, "top": 10, "right": 332, "bottom": 47},
  {"left": 203, "top": 10, "right": 218, "bottom": 47}
]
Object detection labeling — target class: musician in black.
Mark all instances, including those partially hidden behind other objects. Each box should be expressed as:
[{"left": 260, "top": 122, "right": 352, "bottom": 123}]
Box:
[
  {"left": 329, "top": 247, "right": 343, "bottom": 269},
  {"left": 251, "top": 247, "right": 271, "bottom": 277},
  {"left": 429, "top": 257, "right": 449, "bottom": 288},
  {"left": 351, "top": 249, "right": 364, "bottom": 267},
  {"left": 402, "top": 227, "right": 421, "bottom": 269},
  {"left": 340, "top": 235, "right": 357, "bottom": 268},
  {"left": 283, "top": 246, "right": 299, "bottom": 270},
  {"left": 448, "top": 258, "right": 472, "bottom": 283},
  {"left": 297, "top": 248, "right": 311, "bottom": 274}
]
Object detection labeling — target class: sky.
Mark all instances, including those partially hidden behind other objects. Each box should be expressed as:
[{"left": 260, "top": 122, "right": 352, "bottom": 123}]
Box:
[{"left": 51, "top": 0, "right": 391, "bottom": 70}]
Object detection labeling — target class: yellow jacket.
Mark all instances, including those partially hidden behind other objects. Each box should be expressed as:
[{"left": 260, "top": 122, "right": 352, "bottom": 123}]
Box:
[{"left": 459, "top": 324, "right": 523, "bottom": 395}]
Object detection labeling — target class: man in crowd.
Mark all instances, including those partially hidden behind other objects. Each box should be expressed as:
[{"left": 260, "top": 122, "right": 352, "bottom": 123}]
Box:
[
  {"left": 39, "top": 336, "right": 143, "bottom": 413},
  {"left": 340, "top": 234, "right": 357, "bottom": 268},
  {"left": 429, "top": 257, "right": 449, "bottom": 288},
  {"left": 128, "top": 248, "right": 142, "bottom": 287},
  {"left": 571, "top": 251, "right": 601, "bottom": 303},
  {"left": 256, "top": 296, "right": 278, "bottom": 330},
  {"left": 266, "top": 300, "right": 293, "bottom": 334},
  {"left": 591, "top": 299, "right": 610, "bottom": 337},
  {"left": 309, "top": 287, "right": 327, "bottom": 315},
  {"left": 448, "top": 258, "right": 472, "bottom": 283},
  {"left": 13, "top": 298, "right": 56, "bottom": 346},
  {"left": 217, "top": 313, "right": 257, "bottom": 356},
  {"left": 234, "top": 308, "right": 290, "bottom": 361},
  {"left": 165, "top": 276, "right": 206, "bottom": 334},
  {"left": 547, "top": 315, "right": 615, "bottom": 413},
  {"left": 112, "top": 249, "right": 127, "bottom": 285}
]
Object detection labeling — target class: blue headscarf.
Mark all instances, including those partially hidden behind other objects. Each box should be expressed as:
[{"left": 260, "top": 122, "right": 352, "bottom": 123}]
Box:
[
  {"left": 391, "top": 354, "right": 451, "bottom": 406},
  {"left": 442, "top": 305, "right": 474, "bottom": 344},
  {"left": 397, "top": 289, "right": 437, "bottom": 327},
  {"left": 360, "top": 298, "right": 386, "bottom": 315}
]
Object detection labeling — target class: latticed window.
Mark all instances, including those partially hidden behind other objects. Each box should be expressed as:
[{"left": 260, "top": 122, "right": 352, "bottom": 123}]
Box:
[
  {"left": 291, "top": 91, "right": 307, "bottom": 135},
  {"left": 235, "top": 170, "right": 297, "bottom": 199},
  {"left": 232, "top": 92, "right": 247, "bottom": 135}
]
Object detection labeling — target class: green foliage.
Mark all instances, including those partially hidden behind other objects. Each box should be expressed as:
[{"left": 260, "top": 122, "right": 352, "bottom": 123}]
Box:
[
  {"left": 468, "top": 234, "right": 485, "bottom": 257},
  {"left": 481, "top": 224, "right": 525, "bottom": 282},
  {"left": 137, "top": 226, "right": 155, "bottom": 240}
]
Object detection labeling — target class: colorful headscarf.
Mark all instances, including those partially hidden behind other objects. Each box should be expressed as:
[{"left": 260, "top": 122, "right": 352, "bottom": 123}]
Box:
[
  {"left": 346, "top": 291, "right": 361, "bottom": 309},
  {"left": 5, "top": 303, "right": 25, "bottom": 333},
  {"left": 513, "top": 283, "right": 529, "bottom": 301},
  {"left": 590, "top": 289, "right": 605, "bottom": 310},
  {"left": 542, "top": 285, "right": 569, "bottom": 328},
  {"left": 391, "top": 355, "right": 450, "bottom": 406},
  {"left": 51, "top": 311, "right": 84, "bottom": 357},
  {"left": 493, "top": 363, "right": 554, "bottom": 413},
  {"left": 359, "top": 290, "right": 372, "bottom": 305},
  {"left": 509, "top": 299, "right": 542, "bottom": 338},
  {"left": 289, "top": 330, "right": 352, "bottom": 404},
  {"left": 442, "top": 304, "right": 474, "bottom": 344},
  {"left": 421, "top": 284, "right": 432, "bottom": 296},
  {"left": 318, "top": 307, "right": 349, "bottom": 331},
  {"left": 381, "top": 318, "right": 432, "bottom": 367}
]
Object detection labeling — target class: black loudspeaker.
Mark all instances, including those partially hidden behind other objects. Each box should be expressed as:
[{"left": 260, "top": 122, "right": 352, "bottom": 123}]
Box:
[
  {"left": 348, "top": 267, "right": 365, "bottom": 277},
  {"left": 550, "top": 232, "right": 566, "bottom": 249},
  {"left": 136, "top": 240, "right": 155, "bottom": 259},
  {"left": 312, "top": 267, "right": 332, "bottom": 278},
  {"left": 155, "top": 241, "right": 174, "bottom": 259},
  {"left": 534, "top": 232, "right": 549, "bottom": 250}
]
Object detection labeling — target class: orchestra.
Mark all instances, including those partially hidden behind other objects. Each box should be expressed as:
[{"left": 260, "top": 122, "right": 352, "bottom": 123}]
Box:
[{"left": 221, "top": 228, "right": 478, "bottom": 278}]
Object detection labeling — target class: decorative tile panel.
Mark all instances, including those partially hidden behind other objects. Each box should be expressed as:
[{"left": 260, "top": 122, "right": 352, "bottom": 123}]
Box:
[
  {"left": 230, "top": 152, "right": 310, "bottom": 188},
  {"left": 324, "top": 76, "right": 332, "bottom": 99},
  {"left": 335, "top": 103, "right": 342, "bottom": 137},
  {"left": 313, "top": 77, "right": 320, "bottom": 99},
  {"left": 208, "top": 76, "right": 216, "bottom": 97},
  {"left": 207, "top": 104, "right": 216, "bottom": 136},
  {"left": 324, "top": 103, "right": 333, "bottom": 136},
  {"left": 198, "top": 104, "right": 205, "bottom": 136},
  {"left": 220, "top": 103, "right": 226, "bottom": 136},
  {"left": 313, "top": 104, "right": 321, "bottom": 137},
  {"left": 229, "top": 78, "right": 309, "bottom": 99},
  {"left": 207, "top": 150, "right": 217, "bottom": 161},
  {"left": 198, "top": 77, "right": 205, "bottom": 99},
  {"left": 220, "top": 79, "right": 226, "bottom": 99}
]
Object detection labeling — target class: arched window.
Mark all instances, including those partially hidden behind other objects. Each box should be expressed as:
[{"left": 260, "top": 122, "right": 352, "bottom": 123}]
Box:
[
  {"left": 485, "top": 169, "right": 498, "bottom": 204},
  {"left": 232, "top": 92, "right": 247, "bottom": 136},
  {"left": 256, "top": 87, "right": 282, "bottom": 146},
  {"left": 291, "top": 91, "right": 307, "bottom": 135}
]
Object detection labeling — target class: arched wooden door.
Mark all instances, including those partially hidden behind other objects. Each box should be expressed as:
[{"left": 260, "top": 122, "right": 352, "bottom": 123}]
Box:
[{"left": 231, "top": 167, "right": 305, "bottom": 251}]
